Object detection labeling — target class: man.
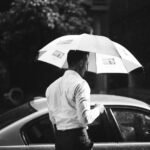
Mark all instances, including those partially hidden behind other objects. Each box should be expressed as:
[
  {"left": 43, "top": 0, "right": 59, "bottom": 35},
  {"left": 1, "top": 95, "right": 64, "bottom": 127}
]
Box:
[{"left": 46, "top": 50, "right": 104, "bottom": 150}]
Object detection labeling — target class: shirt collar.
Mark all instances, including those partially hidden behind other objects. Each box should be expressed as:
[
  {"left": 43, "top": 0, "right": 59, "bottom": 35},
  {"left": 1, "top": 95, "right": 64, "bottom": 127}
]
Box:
[{"left": 64, "top": 70, "right": 81, "bottom": 78}]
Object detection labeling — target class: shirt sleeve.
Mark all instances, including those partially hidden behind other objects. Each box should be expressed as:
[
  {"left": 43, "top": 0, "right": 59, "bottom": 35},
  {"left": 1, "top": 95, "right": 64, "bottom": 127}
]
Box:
[
  {"left": 45, "top": 86, "right": 56, "bottom": 125},
  {"left": 75, "top": 81, "right": 100, "bottom": 125}
]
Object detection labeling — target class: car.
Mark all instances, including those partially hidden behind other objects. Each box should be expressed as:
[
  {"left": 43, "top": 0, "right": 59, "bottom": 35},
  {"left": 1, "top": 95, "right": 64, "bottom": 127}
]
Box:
[{"left": 1, "top": 94, "right": 150, "bottom": 148}]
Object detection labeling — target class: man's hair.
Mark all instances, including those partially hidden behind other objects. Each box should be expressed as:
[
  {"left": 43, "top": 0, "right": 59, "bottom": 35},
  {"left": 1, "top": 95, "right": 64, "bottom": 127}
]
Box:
[{"left": 67, "top": 50, "right": 89, "bottom": 67}]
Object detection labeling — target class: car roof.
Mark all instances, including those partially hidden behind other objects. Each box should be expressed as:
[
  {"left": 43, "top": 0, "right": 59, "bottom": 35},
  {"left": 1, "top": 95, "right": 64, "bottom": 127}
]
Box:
[
  {"left": 91, "top": 94, "right": 150, "bottom": 109},
  {"left": 30, "top": 94, "right": 150, "bottom": 111}
]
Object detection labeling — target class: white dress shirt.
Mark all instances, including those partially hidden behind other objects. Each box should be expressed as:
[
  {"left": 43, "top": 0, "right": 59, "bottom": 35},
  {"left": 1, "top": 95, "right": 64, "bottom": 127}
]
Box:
[{"left": 46, "top": 70, "right": 101, "bottom": 130}]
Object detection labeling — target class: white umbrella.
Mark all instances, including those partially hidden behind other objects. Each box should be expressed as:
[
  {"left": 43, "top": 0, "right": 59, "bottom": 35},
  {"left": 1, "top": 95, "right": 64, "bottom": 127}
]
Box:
[
  {"left": 113, "top": 42, "right": 142, "bottom": 73},
  {"left": 38, "top": 33, "right": 142, "bottom": 74}
]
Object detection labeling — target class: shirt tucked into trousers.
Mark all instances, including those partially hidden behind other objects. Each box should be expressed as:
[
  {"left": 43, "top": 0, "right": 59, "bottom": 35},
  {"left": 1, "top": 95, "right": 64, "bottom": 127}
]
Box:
[{"left": 46, "top": 70, "right": 100, "bottom": 150}]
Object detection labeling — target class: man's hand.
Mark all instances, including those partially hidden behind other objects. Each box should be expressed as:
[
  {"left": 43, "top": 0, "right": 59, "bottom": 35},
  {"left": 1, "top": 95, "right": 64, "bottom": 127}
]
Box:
[{"left": 94, "top": 104, "right": 105, "bottom": 114}]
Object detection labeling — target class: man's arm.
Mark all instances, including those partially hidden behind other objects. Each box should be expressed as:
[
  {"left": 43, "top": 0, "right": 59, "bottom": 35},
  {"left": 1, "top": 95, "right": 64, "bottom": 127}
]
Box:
[
  {"left": 46, "top": 86, "right": 56, "bottom": 125},
  {"left": 75, "top": 82, "right": 104, "bottom": 125}
]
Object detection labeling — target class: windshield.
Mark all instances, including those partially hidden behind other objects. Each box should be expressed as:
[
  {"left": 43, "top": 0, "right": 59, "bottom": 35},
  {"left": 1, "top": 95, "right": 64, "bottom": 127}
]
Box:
[{"left": 0, "top": 103, "right": 36, "bottom": 129}]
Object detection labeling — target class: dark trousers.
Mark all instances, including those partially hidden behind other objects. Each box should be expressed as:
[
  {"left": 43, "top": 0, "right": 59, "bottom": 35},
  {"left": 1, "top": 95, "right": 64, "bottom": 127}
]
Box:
[{"left": 55, "top": 128, "right": 93, "bottom": 150}]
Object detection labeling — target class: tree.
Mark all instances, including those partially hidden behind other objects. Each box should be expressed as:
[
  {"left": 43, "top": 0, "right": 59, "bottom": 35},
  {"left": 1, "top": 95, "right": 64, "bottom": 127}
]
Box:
[
  {"left": 0, "top": 0, "right": 92, "bottom": 64},
  {"left": 0, "top": 0, "right": 92, "bottom": 101}
]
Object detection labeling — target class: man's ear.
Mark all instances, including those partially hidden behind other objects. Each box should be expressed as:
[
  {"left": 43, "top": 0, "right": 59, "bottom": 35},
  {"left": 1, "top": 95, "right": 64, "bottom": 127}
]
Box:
[{"left": 78, "top": 60, "right": 84, "bottom": 68}]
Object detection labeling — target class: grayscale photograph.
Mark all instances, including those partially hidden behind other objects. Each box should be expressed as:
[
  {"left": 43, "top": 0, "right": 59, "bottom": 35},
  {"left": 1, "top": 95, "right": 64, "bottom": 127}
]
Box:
[{"left": 0, "top": 0, "right": 150, "bottom": 150}]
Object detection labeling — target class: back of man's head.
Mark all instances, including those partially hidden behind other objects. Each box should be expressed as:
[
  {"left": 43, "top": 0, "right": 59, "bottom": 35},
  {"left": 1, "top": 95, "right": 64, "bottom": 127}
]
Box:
[{"left": 67, "top": 50, "right": 89, "bottom": 67}]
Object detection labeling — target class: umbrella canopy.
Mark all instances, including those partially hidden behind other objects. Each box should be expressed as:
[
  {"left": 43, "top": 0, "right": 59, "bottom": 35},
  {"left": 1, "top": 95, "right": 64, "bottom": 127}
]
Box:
[{"left": 38, "top": 33, "right": 142, "bottom": 74}]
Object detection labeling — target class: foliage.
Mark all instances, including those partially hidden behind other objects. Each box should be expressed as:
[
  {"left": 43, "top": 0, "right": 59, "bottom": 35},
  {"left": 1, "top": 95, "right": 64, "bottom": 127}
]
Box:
[{"left": 0, "top": 0, "right": 92, "bottom": 64}]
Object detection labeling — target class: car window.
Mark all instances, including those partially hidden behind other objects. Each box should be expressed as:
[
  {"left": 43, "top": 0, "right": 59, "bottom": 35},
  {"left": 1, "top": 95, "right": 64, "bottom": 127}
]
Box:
[
  {"left": 112, "top": 108, "right": 150, "bottom": 142},
  {"left": 22, "top": 114, "right": 55, "bottom": 144},
  {"left": 87, "top": 110, "right": 114, "bottom": 142}
]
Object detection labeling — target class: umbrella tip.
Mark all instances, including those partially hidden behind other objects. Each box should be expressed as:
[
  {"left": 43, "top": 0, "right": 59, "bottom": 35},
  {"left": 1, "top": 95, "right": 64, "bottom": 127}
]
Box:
[{"left": 90, "top": 28, "right": 94, "bottom": 35}]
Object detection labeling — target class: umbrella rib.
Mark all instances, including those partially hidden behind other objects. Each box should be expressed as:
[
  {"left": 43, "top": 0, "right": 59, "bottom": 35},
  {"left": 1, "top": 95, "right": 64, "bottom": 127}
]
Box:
[
  {"left": 77, "top": 34, "right": 83, "bottom": 50},
  {"left": 121, "top": 59, "right": 142, "bottom": 73},
  {"left": 75, "top": 34, "right": 84, "bottom": 51}
]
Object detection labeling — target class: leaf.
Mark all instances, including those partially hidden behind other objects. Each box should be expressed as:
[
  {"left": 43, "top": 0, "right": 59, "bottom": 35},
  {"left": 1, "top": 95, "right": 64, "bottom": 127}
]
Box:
[{"left": 0, "top": 0, "right": 92, "bottom": 64}]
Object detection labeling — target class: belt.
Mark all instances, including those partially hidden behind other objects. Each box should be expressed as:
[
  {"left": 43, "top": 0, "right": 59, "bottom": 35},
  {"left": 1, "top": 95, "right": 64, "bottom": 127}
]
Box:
[{"left": 56, "top": 127, "right": 87, "bottom": 134}]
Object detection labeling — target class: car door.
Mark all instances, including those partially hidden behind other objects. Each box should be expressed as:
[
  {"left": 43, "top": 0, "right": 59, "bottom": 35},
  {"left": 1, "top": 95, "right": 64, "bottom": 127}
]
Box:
[
  {"left": 87, "top": 107, "right": 121, "bottom": 143},
  {"left": 21, "top": 114, "right": 55, "bottom": 145},
  {"left": 20, "top": 109, "right": 118, "bottom": 148},
  {"left": 108, "top": 106, "right": 150, "bottom": 142}
]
